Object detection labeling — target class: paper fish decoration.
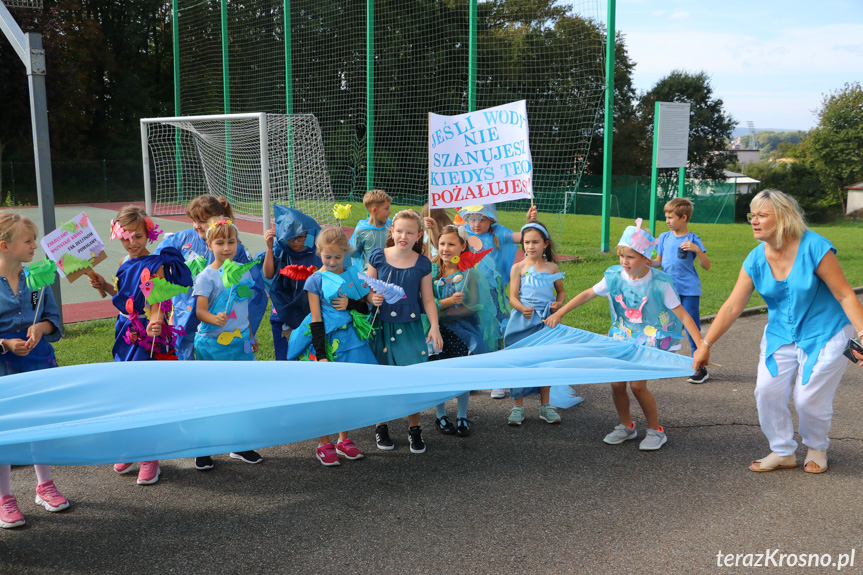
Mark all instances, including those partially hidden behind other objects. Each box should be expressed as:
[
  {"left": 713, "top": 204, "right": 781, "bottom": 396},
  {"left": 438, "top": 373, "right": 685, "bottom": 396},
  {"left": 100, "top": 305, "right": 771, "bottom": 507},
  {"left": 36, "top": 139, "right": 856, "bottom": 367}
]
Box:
[
  {"left": 217, "top": 329, "right": 243, "bottom": 346},
  {"left": 456, "top": 248, "right": 492, "bottom": 272},
  {"left": 61, "top": 220, "right": 78, "bottom": 234},
  {"left": 279, "top": 264, "right": 317, "bottom": 281},
  {"left": 59, "top": 253, "right": 94, "bottom": 275},
  {"left": 453, "top": 207, "right": 466, "bottom": 226},
  {"left": 220, "top": 259, "right": 261, "bottom": 289},
  {"left": 24, "top": 258, "right": 58, "bottom": 291},
  {"left": 226, "top": 310, "right": 237, "bottom": 320},
  {"left": 139, "top": 269, "right": 190, "bottom": 305},
  {"left": 357, "top": 272, "right": 406, "bottom": 304},
  {"left": 186, "top": 256, "right": 208, "bottom": 277},
  {"left": 333, "top": 203, "right": 353, "bottom": 220}
]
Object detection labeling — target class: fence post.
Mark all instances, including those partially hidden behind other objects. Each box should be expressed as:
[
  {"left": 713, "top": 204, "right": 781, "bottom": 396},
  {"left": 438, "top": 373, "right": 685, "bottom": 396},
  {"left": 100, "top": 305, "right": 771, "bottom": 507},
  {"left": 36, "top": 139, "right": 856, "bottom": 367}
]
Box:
[{"left": 10, "top": 162, "right": 15, "bottom": 205}]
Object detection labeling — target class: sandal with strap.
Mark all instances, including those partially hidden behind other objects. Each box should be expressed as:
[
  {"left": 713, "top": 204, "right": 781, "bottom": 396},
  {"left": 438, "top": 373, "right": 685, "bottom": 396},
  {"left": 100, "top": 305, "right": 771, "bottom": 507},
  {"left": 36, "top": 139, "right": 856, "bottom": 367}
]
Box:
[
  {"left": 804, "top": 449, "right": 828, "bottom": 474},
  {"left": 749, "top": 452, "right": 797, "bottom": 472}
]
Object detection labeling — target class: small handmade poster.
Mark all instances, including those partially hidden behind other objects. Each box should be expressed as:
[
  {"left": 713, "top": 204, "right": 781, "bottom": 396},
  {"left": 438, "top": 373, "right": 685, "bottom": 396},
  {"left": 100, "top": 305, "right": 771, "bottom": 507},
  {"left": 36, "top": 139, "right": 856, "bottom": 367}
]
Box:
[{"left": 40, "top": 212, "right": 108, "bottom": 282}]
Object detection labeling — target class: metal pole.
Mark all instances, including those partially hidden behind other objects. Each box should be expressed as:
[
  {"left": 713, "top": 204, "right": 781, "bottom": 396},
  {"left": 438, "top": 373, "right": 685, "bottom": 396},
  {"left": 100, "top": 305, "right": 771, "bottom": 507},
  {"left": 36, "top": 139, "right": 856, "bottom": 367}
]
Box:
[
  {"left": 366, "top": 0, "right": 374, "bottom": 190},
  {"left": 172, "top": 0, "right": 183, "bottom": 203},
  {"left": 678, "top": 166, "right": 685, "bottom": 197},
  {"left": 259, "top": 113, "right": 271, "bottom": 234},
  {"left": 468, "top": 0, "right": 477, "bottom": 113},
  {"left": 221, "top": 0, "right": 233, "bottom": 201},
  {"left": 649, "top": 101, "right": 660, "bottom": 237},
  {"left": 600, "top": 0, "right": 616, "bottom": 252},
  {"left": 284, "top": 0, "right": 292, "bottom": 114}
]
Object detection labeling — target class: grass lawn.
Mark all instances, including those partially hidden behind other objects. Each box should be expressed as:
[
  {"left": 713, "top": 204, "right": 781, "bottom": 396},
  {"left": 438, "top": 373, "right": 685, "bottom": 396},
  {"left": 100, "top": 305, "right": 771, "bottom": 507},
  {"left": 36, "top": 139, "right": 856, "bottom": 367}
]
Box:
[{"left": 53, "top": 209, "right": 863, "bottom": 366}]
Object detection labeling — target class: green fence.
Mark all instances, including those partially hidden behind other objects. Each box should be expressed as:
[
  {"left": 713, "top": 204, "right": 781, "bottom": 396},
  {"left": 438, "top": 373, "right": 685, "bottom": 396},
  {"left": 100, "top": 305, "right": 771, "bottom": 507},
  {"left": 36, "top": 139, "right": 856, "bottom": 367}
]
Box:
[{"left": 1, "top": 160, "right": 144, "bottom": 206}]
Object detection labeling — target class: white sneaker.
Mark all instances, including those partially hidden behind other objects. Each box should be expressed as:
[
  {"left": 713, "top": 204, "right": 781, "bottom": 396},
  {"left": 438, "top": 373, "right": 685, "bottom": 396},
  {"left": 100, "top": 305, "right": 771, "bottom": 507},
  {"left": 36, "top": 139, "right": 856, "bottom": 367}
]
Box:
[
  {"left": 639, "top": 428, "right": 668, "bottom": 451},
  {"left": 490, "top": 389, "right": 506, "bottom": 399},
  {"left": 603, "top": 423, "right": 637, "bottom": 445}
]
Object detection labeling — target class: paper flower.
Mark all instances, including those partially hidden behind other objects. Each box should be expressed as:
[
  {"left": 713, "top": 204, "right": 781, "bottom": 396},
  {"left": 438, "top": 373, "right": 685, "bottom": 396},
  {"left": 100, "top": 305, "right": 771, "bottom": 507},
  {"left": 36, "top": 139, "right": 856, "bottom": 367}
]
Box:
[
  {"left": 357, "top": 271, "right": 406, "bottom": 304},
  {"left": 78, "top": 213, "right": 90, "bottom": 228},
  {"left": 59, "top": 253, "right": 94, "bottom": 275},
  {"left": 61, "top": 220, "right": 78, "bottom": 234},
  {"left": 139, "top": 269, "right": 190, "bottom": 305},
  {"left": 279, "top": 264, "right": 318, "bottom": 280},
  {"left": 144, "top": 217, "right": 163, "bottom": 243},
  {"left": 185, "top": 256, "right": 208, "bottom": 277},
  {"left": 24, "top": 258, "right": 58, "bottom": 291},
  {"left": 333, "top": 203, "right": 353, "bottom": 220},
  {"left": 109, "top": 220, "right": 136, "bottom": 241},
  {"left": 220, "top": 259, "right": 261, "bottom": 289},
  {"left": 456, "top": 248, "right": 492, "bottom": 272}
]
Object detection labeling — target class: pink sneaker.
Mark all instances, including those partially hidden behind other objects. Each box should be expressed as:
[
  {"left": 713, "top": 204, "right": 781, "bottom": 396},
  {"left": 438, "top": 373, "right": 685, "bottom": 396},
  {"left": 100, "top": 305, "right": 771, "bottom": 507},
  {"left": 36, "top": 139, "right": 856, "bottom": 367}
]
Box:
[
  {"left": 35, "top": 480, "right": 70, "bottom": 512},
  {"left": 137, "top": 461, "right": 161, "bottom": 485},
  {"left": 336, "top": 438, "right": 364, "bottom": 460},
  {"left": 0, "top": 495, "right": 25, "bottom": 529},
  {"left": 113, "top": 462, "right": 135, "bottom": 474},
  {"left": 315, "top": 443, "right": 340, "bottom": 466}
]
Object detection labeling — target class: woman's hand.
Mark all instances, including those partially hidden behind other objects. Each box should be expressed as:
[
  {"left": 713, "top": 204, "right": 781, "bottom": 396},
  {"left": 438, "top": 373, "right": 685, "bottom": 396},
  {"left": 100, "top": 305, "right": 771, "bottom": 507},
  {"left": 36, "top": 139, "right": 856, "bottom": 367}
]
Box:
[{"left": 693, "top": 344, "right": 710, "bottom": 370}]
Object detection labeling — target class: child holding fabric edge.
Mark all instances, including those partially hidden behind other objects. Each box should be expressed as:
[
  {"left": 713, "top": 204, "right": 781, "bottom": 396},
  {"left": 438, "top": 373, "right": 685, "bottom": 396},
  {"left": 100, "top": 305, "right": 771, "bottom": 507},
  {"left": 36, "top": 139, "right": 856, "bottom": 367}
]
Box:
[
  {"left": 0, "top": 213, "right": 67, "bottom": 529},
  {"left": 505, "top": 221, "right": 567, "bottom": 426},
  {"left": 286, "top": 226, "right": 377, "bottom": 466},
  {"left": 545, "top": 219, "right": 703, "bottom": 451}
]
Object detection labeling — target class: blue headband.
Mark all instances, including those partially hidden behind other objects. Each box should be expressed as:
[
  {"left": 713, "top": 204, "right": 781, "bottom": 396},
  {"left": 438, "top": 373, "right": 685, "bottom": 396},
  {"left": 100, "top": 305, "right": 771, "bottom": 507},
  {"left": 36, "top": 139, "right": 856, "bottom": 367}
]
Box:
[{"left": 520, "top": 222, "right": 549, "bottom": 239}]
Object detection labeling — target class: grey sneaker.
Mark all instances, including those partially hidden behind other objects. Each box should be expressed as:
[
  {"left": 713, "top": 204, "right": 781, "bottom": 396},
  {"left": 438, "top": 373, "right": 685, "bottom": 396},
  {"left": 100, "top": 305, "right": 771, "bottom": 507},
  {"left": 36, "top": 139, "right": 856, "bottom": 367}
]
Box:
[
  {"left": 603, "top": 423, "right": 637, "bottom": 445},
  {"left": 490, "top": 389, "right": 506, "bottom": 399},
  {"left": 507, "top": 406, "right": 525, "bottom": 426},
  {"left": 538, "top": 404, "right": 561, "bottom": 424},
  {"left": 639, "top": 428, "right": 667, "bottom": 451}
]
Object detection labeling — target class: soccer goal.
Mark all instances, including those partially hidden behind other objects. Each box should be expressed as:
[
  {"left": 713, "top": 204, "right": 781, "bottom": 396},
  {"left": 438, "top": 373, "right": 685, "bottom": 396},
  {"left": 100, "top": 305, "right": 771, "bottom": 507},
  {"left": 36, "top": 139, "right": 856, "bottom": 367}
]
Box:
[{"left": 141, "top": 112, "right": 336, "bottom": 232}]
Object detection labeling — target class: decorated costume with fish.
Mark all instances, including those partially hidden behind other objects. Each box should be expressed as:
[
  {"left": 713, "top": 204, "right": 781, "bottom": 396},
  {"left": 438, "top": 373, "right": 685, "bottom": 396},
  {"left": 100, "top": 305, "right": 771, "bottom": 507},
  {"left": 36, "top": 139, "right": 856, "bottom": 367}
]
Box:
[
  {"left": 0, "top": 264, "right": 61, "bottom": 375},
  {"left": 267, "top": 206, "right": 323, "bottom": 360},
  {"left": 460, "top": 204, "right": 515, "bottom": 334},
  {"left": 286, "top": 265, "right": 377, "bottom": 364},
  {"left": 597, "top": 219, "right": 684, "bottom": 351},
  {"left": 191, "top": 261, "right": 257, "bottom": 360},
  {"left": 155, "top": 227, "right": 267, "bottom": 361},
  {"left": 349, "top": 217, "right": 392, "bottom": 271}
]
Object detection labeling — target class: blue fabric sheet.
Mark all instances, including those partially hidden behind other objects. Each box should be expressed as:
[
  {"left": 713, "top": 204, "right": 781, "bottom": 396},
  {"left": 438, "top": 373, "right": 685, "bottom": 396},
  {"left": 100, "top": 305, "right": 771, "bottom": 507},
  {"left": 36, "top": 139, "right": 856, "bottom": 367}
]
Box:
[{"left": 0, "top": 325, "right": 693, "bottom": 465}]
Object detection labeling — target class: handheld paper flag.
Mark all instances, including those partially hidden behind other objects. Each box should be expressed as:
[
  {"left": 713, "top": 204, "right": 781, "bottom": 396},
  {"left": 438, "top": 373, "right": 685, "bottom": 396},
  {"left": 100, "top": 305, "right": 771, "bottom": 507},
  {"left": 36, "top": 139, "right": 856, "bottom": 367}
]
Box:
[
  {"left": 279, "top": 264, "right": 317, "bottom": 281},
  {"left": 357, "top": 271, "right": 405, "bottom": 305},
  {"left": 186, "top": 256, "right": 208, "bottom": 277},
  {"left": 139, "top": 269, "right": 190, "bottom": 305},
  {"left": 455, "top": 248, "right": 492, "bottom": 272},
  {"left": 220, "top": 259, "right": 261, "bottom": 289},
  {"left": 24, "top": 258, "right": 58, "bottom": 291},
  {"left": 59, "top": 253, "right": 94, "bottom": 275}
]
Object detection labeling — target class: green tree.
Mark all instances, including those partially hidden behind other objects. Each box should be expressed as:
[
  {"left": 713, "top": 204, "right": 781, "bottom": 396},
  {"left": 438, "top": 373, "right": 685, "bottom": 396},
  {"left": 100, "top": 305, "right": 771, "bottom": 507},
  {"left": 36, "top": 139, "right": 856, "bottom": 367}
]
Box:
[
  {"left": 800, "top": 82, "right": 863, "bottom": 213},
  {"left": 639, "top": 70, "right": 736, "bottom": 180}
]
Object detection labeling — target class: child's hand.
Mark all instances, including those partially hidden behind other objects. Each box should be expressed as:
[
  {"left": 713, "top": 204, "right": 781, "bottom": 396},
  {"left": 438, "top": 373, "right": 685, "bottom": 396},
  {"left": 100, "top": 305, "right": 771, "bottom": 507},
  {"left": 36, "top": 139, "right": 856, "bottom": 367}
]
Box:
[
  {"left": 147, "top": 319, "right": 163, "bottom": 337},
  {"left": 423, "top": 217, "right": 438, "bottom": 233},
  {"left": 681, "top": 241, "right": 701, "bottom": 254},
  {"left": 370, "top": 292, "right": 385, "bottom": 307},
  {"left": 264, "top": 225, "right": 276, "bottom": 249},
  {"left": 252, "top": 340, "right": 259, "bottom": 353},
  {"left": 526, "top": 205, "right": 538, "bottom": 222},
  {"left": 331, "top": 294, "right": 349, "bottom": 311},
  {"left": 25, "top": 323, "right": 45, "bottom": 349},
  {"left": 89, "top": 273, "right": 106, "bottom": 290},
  {"left": 450, "top": 292, "right": 464, "bottom": 306},
  {"left": 550, "top": 301, "right": 561, "bottom": 313},
  {"left": 521, "top": 307, "right": 534, "bottom": 320},
  {"left": 6, "top": 338, "right": 31, "bottom": 356},
  {"left": 543, "top": 313, "right": 561, "bottom": 328},
  {"left": 213, "top": 312, "right": 228, "bottom": 327},
  {"left": 426, "top": 326, "right": 443, "bottom": 353},
  {"left": 317, "top": 358, "right": 329, "bottom": 363}
]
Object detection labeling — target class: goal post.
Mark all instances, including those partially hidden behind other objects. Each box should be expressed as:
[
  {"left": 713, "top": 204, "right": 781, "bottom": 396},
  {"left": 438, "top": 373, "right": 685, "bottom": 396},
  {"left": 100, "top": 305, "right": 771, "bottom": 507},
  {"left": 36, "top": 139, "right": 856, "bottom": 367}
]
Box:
[{"left": 141, "top": 112, "right": 336, "bottom": 234}]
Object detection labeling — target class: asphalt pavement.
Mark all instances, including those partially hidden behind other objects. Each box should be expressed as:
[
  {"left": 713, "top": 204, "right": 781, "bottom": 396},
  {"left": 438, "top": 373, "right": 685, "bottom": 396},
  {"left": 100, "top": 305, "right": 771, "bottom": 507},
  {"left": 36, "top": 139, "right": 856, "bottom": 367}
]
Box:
[{"left": 2, "top": 297, "right": 863, "bottom": 574}]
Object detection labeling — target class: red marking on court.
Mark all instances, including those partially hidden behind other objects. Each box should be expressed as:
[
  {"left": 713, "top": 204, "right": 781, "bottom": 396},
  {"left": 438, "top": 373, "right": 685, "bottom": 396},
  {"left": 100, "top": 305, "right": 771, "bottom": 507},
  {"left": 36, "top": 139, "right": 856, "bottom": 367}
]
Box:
[{"left": 63, "top": 300, "right": 117, "bottom": 324}]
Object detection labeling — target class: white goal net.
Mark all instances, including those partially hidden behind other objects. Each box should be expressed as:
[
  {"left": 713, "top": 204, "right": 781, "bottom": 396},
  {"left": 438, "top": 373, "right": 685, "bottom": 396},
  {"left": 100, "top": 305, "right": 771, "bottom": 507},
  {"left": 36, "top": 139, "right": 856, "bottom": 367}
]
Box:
[{"left": 141, "top": 113, "right": 336, "bottom": 231}]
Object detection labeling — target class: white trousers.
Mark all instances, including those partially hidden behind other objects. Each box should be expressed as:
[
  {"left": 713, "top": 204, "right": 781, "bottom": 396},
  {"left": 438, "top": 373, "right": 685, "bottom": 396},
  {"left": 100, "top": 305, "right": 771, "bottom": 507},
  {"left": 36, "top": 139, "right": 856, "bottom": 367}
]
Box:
[{"left": 754, "top": 325, "right": 853, "bottom": 455}]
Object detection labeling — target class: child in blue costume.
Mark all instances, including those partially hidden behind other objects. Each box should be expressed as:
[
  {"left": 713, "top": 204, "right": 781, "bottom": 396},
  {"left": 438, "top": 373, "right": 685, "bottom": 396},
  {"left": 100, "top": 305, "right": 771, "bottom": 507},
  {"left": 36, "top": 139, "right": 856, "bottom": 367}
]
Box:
[
  {"left": 350, "top": 189, "right": 392, "bottom": 271},
  {"left": 429, "top": 225, "right": 498, "bottom": 438},
  {"left": 262, "top": 205, "right": 323, "bottom": 360},
  {"left": 89, "top": 205, "right": 192, "bottom": 486},
  {"left": 545, "top": 218, "right": 703, "bottom": 451},
  {"left": 367, "top": 209, "right": 443, "bottom": 454},
  {"left": 652, "top": 197, "right": 711, "bottom": 384},
  {"left": 460, "top": 203, "right": 537, "bottom": 398},
  {"left": 286, "top": 226, "right": 376, "bottom": 466},
  {"left": 155, "top": 195, "right": 266, "bottom": 360},
  {"left": 504, "top": 222, "right": 567, "bottom": 426},
  {"left": 190, "top": 217, "right": 264, "bottom": 470},
  {"left": 0, "top": 213, "right": 68, "bottom": 529}
]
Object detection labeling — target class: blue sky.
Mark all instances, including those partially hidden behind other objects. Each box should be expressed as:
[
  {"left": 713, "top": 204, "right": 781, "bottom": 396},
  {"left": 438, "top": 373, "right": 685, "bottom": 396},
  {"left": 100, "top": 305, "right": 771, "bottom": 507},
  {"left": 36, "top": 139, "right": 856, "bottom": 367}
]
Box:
[{"left": 594, "top": 0, "right": 863, "bottom": 131}]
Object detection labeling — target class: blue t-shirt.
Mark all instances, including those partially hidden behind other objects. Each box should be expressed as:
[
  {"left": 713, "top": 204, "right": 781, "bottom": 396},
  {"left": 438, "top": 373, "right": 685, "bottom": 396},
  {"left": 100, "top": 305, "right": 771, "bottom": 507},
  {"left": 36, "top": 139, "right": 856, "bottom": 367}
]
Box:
[
  {"left": 742, "top": 230, "right": 850, "bottom": 385},
  {"left": 192, "top": 265, "right": 251, "bottom": 338},
  {"left": 657, "top": 231, "right": 706, "bottom": 296}
]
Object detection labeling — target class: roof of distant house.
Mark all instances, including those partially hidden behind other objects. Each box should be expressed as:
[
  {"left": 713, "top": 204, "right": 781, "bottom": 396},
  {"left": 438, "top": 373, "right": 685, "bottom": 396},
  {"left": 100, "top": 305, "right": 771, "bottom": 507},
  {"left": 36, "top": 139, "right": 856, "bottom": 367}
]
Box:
[{"left": 843, "top": 181, "right": 863, "bottom": 190}]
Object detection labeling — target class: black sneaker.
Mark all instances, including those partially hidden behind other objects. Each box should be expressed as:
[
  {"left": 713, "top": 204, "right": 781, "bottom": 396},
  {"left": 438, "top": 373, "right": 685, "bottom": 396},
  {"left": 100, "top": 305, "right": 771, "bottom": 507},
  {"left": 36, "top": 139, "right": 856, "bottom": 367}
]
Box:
[
  {"left": 375, "top": 424, "right": 395, "bottom": 450},
  {"left": 408, "top": 426, "right": 426, "bottom": 454},
  {"left": 195, "top": 456, "right": 214, "bottom": 471},
  {"left": 688, "top": 368, "right": 709, "bottom": 384},
  {"left": 435, "top": 416, "right": 456, "bottom": 435},
  {"left": 456, "top": 418, "right": 471, "bottom": 437},
  {"left": 229, "top": 450, "right": 263, "bottom": 464}
]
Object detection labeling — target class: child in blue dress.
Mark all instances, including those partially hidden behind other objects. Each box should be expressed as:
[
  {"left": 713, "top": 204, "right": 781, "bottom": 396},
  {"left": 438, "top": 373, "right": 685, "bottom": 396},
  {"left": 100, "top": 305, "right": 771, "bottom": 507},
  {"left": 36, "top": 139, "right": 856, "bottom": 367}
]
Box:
[
  {"left": 89, "top": 205, "right": 193, "bottom": 485},
  {"left": 350, "top": 189, "right": 392, "bottom": 271},
  {"left": 366, "top": 209, "right": 443, "bottom": 453},
  {"left": 504, "top": 221, "right": 566, "bottom": 426},
  {"left": 155, "top": 195, "right": 267, "bottom": 360},
  {"left": 459, "top": 203, "right": 536, "bottom": 398},
  {"left": 190, "top": 217, "right": 264, "bottom": 470},
  {"left": 287, "top": 226, "right": 376, "bottom": 465},
  {"left": 262, "top": 205, "right": 323, "bottom": 360},
  {"left": 430, "top": 225, "right": 499, "bottom": 437},
  {"left": 0, "top": 213, "right": 68, "bottom": 529},
  {"left": 545, "top": 219, "right": 703, "bottom": 451}
]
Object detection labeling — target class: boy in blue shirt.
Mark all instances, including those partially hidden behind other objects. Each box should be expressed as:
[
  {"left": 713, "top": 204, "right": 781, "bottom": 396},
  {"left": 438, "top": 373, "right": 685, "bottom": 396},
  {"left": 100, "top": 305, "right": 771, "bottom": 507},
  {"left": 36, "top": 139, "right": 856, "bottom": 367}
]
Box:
[
  {"left": 652, "top": 197, "right": 711, "bottom": 383},
  {"left": 350, "top": 189, "right": 392, "bottom": 271}
]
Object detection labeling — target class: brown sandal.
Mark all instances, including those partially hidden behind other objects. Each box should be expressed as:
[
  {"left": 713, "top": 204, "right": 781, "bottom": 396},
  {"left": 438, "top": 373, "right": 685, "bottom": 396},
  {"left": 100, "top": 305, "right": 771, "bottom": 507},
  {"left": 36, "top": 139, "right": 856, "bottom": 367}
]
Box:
[{"left": 749, "top": 452, "right": 797, "bottom": 472}]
